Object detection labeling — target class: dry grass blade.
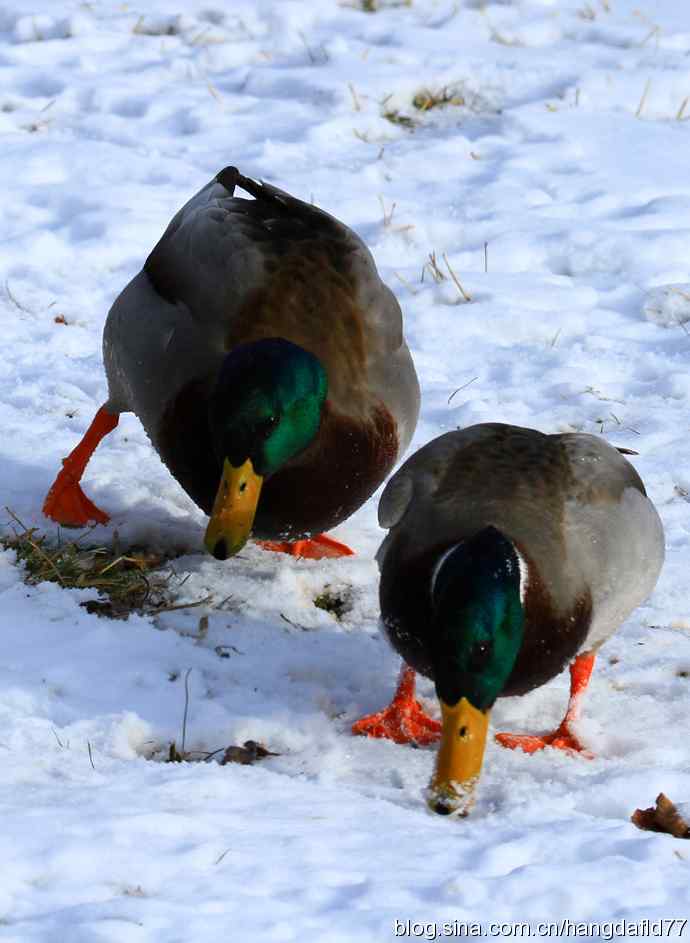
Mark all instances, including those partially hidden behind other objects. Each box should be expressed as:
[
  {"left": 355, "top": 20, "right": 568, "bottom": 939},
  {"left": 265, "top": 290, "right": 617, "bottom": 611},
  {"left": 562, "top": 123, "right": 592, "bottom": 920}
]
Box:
[
  {"left": 378, "top": 195, "right": 396, "bottom": 227},
  {"left": 422, "top": 251, "right": 446, "bottom": 283},
  {"left": 181, "top": 668, "right": 192, "bottom": 755},
  {"left": 635, "top": 78, "right": 651, "bottom": 118},
  {"left": 394, "top": 271, "right": 418, "bottom": 295},
  {"left": 442, "top": 252, "right": 472, "bottom": 302}
]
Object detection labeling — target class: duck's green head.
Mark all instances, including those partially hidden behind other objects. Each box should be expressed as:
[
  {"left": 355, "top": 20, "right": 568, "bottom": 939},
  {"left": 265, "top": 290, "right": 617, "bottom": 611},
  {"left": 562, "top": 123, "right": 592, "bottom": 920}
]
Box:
[
  {"left": 204, "top": 338, "right": 327, "bottom": 560},
  {"left": 426, "top": 526, "right": 525, "bottom": 816}
]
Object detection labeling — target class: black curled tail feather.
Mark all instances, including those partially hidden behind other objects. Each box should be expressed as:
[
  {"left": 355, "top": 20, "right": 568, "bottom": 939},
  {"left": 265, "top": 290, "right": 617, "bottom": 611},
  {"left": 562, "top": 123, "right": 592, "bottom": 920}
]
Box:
[
  {"left": 215, "top": 166, "right": 342, "bottom": 237},
  {"left": 216, "top": 166, "right": 241, "bottom": 195}
]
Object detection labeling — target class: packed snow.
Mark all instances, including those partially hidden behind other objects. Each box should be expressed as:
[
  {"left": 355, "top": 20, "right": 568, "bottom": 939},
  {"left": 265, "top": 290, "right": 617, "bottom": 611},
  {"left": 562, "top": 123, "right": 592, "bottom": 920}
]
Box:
[{"left": 1, "top": 0, "right": 690, "bottom": 939}]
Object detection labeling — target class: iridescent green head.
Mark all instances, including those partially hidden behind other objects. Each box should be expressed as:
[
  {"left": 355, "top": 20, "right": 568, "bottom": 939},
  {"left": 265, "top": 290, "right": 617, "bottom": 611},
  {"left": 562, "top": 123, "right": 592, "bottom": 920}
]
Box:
[
  {"left": 209, "top": 338, "right": 327, "bottom": 476},
  {"left": 427, "top": 526, "right": 526, "bottom": 817},
  {"left": 430, "top": 526, "right": 525, "bottom": 710},
  {"left": 204, "top": 338, "right": 327, "bottom": 560}
]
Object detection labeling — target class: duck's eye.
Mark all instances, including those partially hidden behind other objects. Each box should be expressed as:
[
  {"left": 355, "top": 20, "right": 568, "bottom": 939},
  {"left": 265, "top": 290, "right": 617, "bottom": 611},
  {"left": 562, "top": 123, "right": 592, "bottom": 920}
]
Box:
[
  {"left": 468, "top": 640, "right": 493, "bottom": 672},
  {"left": 256, "top": 415, "right": 278, "bottom": 438}
]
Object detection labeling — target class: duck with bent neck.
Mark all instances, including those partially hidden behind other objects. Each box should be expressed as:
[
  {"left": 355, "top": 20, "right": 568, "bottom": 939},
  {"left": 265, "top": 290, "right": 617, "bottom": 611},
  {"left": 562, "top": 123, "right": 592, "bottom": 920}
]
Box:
[
  {"left": 42, "top": 167, "right": 419, "bottom": 560},
  {"left": 353, "top": 423, "right": 664, "bottom": 816}
]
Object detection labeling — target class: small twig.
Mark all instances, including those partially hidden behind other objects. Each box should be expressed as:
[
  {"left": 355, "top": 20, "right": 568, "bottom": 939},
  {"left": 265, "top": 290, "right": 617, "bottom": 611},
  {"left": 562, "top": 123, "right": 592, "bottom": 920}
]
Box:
[
  {"left": 280, "top": 612, "right": 307, "bottom": 631},
  {"left": 676, "top": 97, "right": 689, "bottom": 121},
  {"left": 348, "top": 82, "right": 361, "bottom": 111},
  {"left": 215, "top": 848, "right": 232, "bottom": 865},
  {"left": 145, "top": 594, "right": 213, "bottom": 615},
  {"left": 442, "top": 253, "right": 472, "bottom": 302},
  {"left": 483, "top": 242, "right": 488, "bottom": 273},
  {"left": 87, "top": 741, "right": 95, "bottom": 770},
  {"left": 181, "top": 668, "right": 192, "bottom": 755},
  {"left": 448, "top": 376, "right": 479, "bottom": 405},
  {"left": 201, "top": 746, "right": 227, "bottom": 762},
  {"left": 4, "top": 280, "right": 31, "bottom": 313},
  {"left": 214, "top": 594, "right": 235, "bottom": 610},
  {"left": 52, "top": 728, "right": 65, "bottom": 749}
]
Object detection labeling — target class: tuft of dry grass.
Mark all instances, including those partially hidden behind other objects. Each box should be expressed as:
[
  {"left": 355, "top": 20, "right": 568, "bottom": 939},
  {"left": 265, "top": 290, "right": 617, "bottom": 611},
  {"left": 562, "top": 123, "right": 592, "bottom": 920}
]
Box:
[
  {"left": 422, "top": 251, "right": 446, "bottom": 283},
  {"left": 420, "top": 251, "right": 471, "bottom": 302},
  {"left": 413, "top": 86, "right": 465, "bottom": 111},
  {"left": 382, "top": 107, "right": 417, "bottom": 130},
  {"left": 2, "top": 509, "right": 174, "bottom": 618},
  {"left": 313, "top": 584, "right": 352, "bottom": 621}
]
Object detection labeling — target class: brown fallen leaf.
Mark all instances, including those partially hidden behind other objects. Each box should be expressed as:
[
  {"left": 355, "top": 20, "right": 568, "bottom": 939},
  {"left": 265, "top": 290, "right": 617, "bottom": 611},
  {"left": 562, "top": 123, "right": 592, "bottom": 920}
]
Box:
[
  {"left": 220, "top": 740, "right": 280, "bottom": 766},
  {"left": 631, "top": 793, "right": 690, "bottom": 838}
]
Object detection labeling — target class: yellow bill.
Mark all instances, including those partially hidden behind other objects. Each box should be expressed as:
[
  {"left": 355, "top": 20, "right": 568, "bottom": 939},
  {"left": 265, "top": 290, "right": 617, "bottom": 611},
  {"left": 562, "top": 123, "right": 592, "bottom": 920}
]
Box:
[
  {"left": 427, "top": 697, "right": 490, "bottom": 817},
  {"left": 204, "top": 458, "right": 263, "bottom": 560}
]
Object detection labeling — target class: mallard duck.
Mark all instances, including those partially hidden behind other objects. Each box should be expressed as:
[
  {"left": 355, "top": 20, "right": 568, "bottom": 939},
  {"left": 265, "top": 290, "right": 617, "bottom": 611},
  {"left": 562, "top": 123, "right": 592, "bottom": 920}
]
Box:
[
  {"left": 43, "top": 167, "right": 420, "bottom": 560},
  {"left": 353, "top": 423, "right": 664, "bottom": 816}
]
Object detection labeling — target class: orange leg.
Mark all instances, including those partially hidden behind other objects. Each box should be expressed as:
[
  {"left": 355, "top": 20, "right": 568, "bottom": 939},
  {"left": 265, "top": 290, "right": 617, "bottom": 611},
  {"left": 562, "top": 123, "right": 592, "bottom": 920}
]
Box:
[
  {"left": 495, "top": 651, "right": 595, "bottom": 757},
  {"left": 352, "top": 665, "right": 442, "bottom": 746},
  {"left": 43, "top": 405, "right": 119, "bottom": 527},
  {"left": 257, "top": 533, "right": 354, "bottom": 560}
]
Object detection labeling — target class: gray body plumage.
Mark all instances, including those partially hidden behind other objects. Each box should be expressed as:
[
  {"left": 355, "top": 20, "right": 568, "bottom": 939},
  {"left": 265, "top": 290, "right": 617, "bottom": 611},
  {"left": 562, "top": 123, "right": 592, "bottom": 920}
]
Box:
[
  {"left": 103, "top": 171, "right": 419, "bottom": 455},
  {"left": 101, "top": 168, "right": 419, "bottom": 528},
  {"left": 378, "top": 423, "right": 664, "bottom": 656}
]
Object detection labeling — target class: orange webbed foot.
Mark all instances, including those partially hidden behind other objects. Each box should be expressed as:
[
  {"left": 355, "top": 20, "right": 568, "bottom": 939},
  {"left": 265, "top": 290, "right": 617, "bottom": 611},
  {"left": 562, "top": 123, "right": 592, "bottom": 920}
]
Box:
[
  {"left": 352, "top": 702, "right": 441, "bottom": 746},
  {"left": 43, "top": 406, "right": 118, "bottom": 527},
  {"left": 257, "top": 533, "right": 354, "bottom": 560},
  {"left": 495, "top": 651, "right": 595, "bottom": 758},
  {"left": 352, "top": 666, "right": 441, "bottom": 746},
  {"left": 495, "top": 726, "right": 593, "bottom": 758},
  {"left": 43, "top": 468, "right": 110, "bottom": 527}
]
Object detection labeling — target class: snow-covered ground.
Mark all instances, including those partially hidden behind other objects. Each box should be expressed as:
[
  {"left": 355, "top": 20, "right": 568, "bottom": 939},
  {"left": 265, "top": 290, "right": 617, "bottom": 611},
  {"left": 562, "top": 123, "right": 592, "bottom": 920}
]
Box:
[{"left": 2, "top": 0, "right": 690, "bottom": 938}]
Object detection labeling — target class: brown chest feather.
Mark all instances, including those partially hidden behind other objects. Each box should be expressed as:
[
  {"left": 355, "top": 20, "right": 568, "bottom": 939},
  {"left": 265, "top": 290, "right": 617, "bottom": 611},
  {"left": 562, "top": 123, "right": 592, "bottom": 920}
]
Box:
[
  {"left": 380, "top": 542, "right": 592, "bottom": 697},
  {"left": 155, "top": 384, "right": 398, "bottom": 540}
]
